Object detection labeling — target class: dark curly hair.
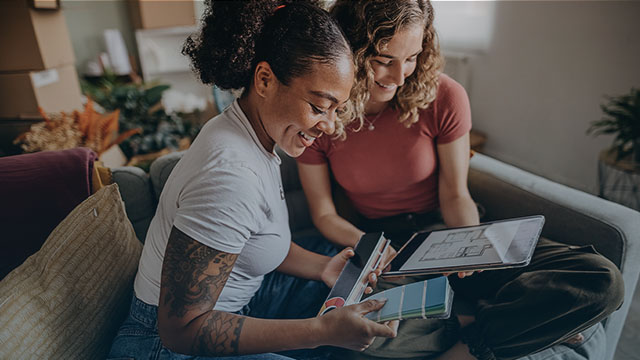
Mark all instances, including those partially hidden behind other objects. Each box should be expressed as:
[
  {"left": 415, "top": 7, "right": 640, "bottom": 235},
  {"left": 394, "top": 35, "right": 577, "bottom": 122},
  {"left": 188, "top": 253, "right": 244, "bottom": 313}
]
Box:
[{"left": 183, "top": 0, "right": 351, "bottom": 92}]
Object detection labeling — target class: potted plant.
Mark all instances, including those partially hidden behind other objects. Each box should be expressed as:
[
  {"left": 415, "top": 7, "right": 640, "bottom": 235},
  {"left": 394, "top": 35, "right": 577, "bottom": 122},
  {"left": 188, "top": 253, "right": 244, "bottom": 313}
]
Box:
[
  {"left": 587, "top": 87, "right": 640, "bottom": 163},
  {"left": 82, "top": 72, "right": 201, "bottom": 168}
]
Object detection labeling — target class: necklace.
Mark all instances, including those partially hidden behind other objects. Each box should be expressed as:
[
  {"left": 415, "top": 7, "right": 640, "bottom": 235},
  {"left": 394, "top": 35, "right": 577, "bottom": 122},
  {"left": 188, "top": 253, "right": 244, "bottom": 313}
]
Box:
[{"left": 364, "top": 109, "right": 385, "bottom": 131}]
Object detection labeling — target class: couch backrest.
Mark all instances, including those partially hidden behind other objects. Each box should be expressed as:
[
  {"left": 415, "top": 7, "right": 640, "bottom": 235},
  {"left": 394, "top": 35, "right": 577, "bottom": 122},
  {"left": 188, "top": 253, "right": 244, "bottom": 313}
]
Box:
[
  {"left": 468, "top": 153, "right": 633, "bottom": 269},
  {"left": 113, "top": 148, "right": 314, "bottom": 242},
  {"left": 117, "top": 150, "right": 630, "bottom": 269}
]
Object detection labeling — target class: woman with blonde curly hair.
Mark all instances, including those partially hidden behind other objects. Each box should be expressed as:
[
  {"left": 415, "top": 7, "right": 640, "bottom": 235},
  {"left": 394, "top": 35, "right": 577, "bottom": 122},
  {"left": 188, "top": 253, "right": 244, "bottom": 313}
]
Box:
[
  {"left": 298, "top": 0, "right": 478, "bottom": 251},
  {"left": 298, "top": 1, "right": 623, "bottom": 360}
]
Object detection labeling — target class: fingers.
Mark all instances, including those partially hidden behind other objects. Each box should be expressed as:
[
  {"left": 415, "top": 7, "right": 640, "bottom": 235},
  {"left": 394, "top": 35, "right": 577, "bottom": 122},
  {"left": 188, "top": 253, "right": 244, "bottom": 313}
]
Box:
[
  {"left": 389, "top": 320, "right": 399, "bottom": 335},
  {"left": 443, "top": 270, "right": 482, "bottom": 278},
  {"left": 340, "top": 247, "right": 355, "bottom": 260},
  {"left": 356, "top": 298, "right": 387, "bottom": 315},
  {"left": 377, "top": 245, "right": 397, "bottom": 272},
  {"left": 367, "top": 271, "right": 378, "bottom": 288},
  {"left": 370, "top": 319, "right": 397, "bottom": 338},
  {"left": 383, "top": 320, "right": 399, "bottom": 333}
]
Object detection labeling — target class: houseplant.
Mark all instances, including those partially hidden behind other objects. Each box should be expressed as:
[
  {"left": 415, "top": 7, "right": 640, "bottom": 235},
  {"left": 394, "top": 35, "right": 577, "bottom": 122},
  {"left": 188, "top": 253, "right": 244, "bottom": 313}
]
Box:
[
  {"left": 82, "top": 72, "right": 200, "bottom": 163},
  {"left": 587, "top": 87, "right": 640, "bottom": 163}
]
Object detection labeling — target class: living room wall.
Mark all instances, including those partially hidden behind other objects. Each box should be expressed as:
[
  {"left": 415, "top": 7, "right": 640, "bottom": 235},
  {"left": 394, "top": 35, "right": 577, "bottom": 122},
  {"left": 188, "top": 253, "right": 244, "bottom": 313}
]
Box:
[
  {"left": 60, "top": 1, "right": 640, "bottom": 195},
  {"left": 466, "top": 1, "right": 640, "bottom": 194},
  {"left": 62, "top": 0, "right": 138, "bottom": 74}
]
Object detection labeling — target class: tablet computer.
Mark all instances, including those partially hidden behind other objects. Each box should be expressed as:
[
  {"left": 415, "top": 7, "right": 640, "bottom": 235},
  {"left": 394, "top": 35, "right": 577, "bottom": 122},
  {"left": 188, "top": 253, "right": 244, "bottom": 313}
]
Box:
[{"left": 381, "top": 215, "right": 545, "bottom": 278}]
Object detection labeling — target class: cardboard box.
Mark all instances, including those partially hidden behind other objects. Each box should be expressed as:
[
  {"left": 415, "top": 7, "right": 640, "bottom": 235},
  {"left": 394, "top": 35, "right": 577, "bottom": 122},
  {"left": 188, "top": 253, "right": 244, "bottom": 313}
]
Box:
[
  {"left": 0, "top": 64, "right": 83, "bottom": 118},
  {"left": 31, "top": 0, "right": 60, "bottom": 10},
  {"left": 128, "top": 0, "right": 196, "bottom": 30},
  {"left": 0, "top": 1, "right": 75, "bottom": 72}
]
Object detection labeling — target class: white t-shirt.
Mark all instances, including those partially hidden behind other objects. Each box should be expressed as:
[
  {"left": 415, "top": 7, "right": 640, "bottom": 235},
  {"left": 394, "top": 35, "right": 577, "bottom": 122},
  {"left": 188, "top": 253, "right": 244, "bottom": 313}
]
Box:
[{"left": 134, "top": 100, "right": 291, "bottom": 312}]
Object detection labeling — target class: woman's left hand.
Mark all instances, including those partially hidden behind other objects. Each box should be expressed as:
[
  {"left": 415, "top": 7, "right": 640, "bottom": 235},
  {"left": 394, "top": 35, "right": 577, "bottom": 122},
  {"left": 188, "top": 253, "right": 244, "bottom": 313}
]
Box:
[
  {"left": 320, "top": 248, "right": 378, "bottom": 294},
  {"left": 443, "top": 270, "right": 483, "bottom": 278}
]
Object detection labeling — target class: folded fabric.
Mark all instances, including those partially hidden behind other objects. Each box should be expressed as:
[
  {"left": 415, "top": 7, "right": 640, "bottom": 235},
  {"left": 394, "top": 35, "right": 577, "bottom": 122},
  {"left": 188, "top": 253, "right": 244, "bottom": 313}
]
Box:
[
  {"left": 0, "top": 147, "right": 97, "bottom": 279},
  {"left": 364, "top": 276, "right": 453, "bottom": 322}
]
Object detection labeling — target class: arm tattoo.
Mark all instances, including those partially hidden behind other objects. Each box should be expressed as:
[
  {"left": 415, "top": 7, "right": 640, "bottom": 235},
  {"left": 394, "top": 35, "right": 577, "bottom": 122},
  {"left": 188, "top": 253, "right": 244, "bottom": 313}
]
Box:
[
  {"left": 193, "top": 310, "right": 246, "bottom": 355},
  {"left": 160, "top": 226, "right": 244, "bottom": 355}
]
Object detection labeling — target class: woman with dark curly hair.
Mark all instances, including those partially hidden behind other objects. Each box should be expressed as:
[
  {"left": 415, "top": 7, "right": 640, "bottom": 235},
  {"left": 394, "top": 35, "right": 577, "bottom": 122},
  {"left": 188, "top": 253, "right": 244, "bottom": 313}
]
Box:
[
  {"left": 297, "top": 1, "right": 623, "bottom": 360},
  {"left": 108, "top": 1, "right": 398, "bottom": 360}
]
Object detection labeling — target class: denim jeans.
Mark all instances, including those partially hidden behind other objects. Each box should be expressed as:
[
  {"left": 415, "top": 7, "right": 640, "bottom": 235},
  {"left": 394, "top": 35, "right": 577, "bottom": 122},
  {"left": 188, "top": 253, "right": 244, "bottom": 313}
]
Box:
[{"left": 108, "top": 234, "right": 338, "bottom": 360}]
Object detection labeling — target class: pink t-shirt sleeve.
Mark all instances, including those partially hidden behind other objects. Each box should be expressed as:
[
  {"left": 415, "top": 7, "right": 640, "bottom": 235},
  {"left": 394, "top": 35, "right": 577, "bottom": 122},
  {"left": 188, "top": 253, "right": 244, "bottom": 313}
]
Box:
[
  {"left": 296, "top": 134, "right": 331, "bottom": 164},
  {"left": 430, "top": 75, "right": 472, "bottom": 145}
]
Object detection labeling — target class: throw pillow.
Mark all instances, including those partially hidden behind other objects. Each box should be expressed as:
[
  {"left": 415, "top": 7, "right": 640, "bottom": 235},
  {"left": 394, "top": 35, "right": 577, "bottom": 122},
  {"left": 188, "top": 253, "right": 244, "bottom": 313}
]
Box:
[{"left": 0, "top": 183, "right": 142, "bottom": 359}]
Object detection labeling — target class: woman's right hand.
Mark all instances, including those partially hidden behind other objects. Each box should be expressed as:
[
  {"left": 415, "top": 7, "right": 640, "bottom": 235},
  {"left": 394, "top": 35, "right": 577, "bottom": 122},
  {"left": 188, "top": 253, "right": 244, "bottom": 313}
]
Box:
[{"left": 316, "top": 299, "right": 398, "bottom": 351}]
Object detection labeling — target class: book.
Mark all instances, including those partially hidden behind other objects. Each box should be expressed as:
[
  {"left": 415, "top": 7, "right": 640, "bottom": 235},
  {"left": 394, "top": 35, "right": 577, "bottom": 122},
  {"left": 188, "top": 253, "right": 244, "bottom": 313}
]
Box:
[
  {"left": 318, "top": 232, "right": 390, "bottom": 316},
  {"left": 364, "top": 276, "right": 453, "bottom": 322},
  {"left": 382, "top": 215, "right": 545, "bottom": 278}
]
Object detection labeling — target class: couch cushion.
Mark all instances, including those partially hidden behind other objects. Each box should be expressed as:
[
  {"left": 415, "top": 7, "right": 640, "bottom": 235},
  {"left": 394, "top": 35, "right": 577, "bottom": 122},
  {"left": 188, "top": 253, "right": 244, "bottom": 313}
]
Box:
[
  {"left": 112, "top": 166, "right": 155, "bottom": 242},
  {"left": 0, "top": 184, "right": 142, "bottom": 359},
  {"left": 149, "top": 150, "right": 185, "bottom": 202},
  {"left": 0, "top": 147, "right": 97, "bottom": 279}
]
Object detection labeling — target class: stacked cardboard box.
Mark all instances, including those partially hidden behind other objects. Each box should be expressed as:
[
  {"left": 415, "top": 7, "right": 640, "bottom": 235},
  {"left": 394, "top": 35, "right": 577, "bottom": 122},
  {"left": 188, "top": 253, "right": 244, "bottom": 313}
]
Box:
[
  {"left": 0, "top": 1, "right": 82, "bottom": 119},
  {"left": 128, "top": 0, "right": 196, "bottom": 30}
]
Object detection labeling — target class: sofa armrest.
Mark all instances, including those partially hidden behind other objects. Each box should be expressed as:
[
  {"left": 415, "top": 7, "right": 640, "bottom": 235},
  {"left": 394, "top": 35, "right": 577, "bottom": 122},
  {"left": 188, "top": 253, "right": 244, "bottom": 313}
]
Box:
[{"left": 468, "top": 153, "right": 640, "bottom": 360}]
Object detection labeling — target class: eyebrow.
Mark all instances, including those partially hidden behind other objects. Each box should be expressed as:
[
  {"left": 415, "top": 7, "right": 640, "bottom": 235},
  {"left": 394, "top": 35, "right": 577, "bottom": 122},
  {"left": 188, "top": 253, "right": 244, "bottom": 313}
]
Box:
[
  {"left": 377, "top": 50, "right": 422, "bottom": 59},
  {"left": 309, "top": 90, "right": 342, "bottom": 104}
]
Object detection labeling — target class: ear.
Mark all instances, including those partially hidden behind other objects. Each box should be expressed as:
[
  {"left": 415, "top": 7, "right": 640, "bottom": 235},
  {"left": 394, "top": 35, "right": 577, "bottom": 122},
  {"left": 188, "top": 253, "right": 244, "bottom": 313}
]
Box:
[{"left": 252, "top": 61, "right": 277, "bottom": 99}]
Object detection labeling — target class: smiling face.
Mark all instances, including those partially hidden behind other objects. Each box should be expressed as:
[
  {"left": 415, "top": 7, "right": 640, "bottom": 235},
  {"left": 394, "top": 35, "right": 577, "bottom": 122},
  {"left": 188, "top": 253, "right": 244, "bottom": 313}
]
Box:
[
  {"left": 367, "top": 25, "right": 424, "bottom": 111},
  {"left": 260, "top": 56, "right": 354, "bottom": 157}
]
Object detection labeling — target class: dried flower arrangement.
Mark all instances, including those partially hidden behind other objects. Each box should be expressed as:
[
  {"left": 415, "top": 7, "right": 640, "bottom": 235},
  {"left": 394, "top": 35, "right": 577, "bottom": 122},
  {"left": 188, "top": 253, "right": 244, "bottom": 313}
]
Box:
[{"left": 14, "top": 100, "right": 140, "bottom": 156}]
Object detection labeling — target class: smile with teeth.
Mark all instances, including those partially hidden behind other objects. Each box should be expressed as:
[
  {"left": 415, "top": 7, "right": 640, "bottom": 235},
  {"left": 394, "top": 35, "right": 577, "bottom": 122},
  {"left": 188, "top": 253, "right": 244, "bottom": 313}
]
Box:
[
  {"left": 298, "top": 131, "right": 316, "bottom": 142},
  {"left": 376, "top": 81, "right": 396, "bottom": 90}
]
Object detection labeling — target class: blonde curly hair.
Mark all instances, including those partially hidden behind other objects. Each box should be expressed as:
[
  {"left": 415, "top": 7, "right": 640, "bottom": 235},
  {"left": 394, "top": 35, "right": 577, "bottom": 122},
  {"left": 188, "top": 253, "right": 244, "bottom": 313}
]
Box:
[{"left": 331, "top": 0, "right": 443, "bottom": 139}]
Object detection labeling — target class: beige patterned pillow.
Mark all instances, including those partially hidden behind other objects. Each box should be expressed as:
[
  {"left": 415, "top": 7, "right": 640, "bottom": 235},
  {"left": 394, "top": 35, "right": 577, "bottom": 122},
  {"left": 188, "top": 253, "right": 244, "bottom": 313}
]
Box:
[{"left": 0, "top": 183, "right": 142, "bottom": 359}]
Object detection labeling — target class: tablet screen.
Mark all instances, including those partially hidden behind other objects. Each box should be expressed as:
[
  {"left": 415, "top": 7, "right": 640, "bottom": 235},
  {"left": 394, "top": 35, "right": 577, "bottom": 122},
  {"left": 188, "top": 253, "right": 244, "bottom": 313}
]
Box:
[{"left": 387, "top": 216, "right": 544, "bottom": 275}]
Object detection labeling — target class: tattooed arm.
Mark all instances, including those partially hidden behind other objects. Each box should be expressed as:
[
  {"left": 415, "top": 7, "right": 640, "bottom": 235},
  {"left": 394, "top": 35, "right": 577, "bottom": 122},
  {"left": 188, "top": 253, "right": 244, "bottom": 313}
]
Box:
[{"left": 157, "top": 226, "right": 397, "bottom": 356}]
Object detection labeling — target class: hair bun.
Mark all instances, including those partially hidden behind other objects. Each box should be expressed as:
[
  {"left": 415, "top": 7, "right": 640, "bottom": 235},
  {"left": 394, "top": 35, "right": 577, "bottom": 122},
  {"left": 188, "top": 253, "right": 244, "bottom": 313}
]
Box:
[{"left": 183, "top": 1, "right": 279, "bottom": 90}]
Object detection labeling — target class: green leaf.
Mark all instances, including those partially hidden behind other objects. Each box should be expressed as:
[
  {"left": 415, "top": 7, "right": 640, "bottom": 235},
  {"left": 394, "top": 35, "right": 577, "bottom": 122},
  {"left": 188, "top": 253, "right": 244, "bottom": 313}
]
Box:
[
  {"left": 588, "top": 88, "right": 640, "bottom": 148},
  {"left": 144, "top": 85, "right": 171, "bottom": 106}
]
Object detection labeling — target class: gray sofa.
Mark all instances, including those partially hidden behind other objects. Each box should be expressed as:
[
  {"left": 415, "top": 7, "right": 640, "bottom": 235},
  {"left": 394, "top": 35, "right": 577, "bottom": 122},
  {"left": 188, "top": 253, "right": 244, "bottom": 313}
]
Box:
[{"left": 113, "top": 150, "right": 640, "bottom": 360}]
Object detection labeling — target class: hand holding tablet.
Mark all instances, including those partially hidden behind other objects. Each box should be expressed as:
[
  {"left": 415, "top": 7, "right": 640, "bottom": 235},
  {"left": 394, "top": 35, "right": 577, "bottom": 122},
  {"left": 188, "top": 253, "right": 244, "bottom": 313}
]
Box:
[{"left": 381, "top": 215, "right": 545, "bottom": 278}]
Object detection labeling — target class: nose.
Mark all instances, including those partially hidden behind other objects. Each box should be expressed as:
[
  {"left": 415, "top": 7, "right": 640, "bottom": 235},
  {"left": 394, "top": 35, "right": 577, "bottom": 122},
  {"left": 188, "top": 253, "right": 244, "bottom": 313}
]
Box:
[
  {"left": 316, "top": 114, "right": 336, "bottom": 135},
  {"left": 391, "top": 62, "right": 405, "bottom": 87}
]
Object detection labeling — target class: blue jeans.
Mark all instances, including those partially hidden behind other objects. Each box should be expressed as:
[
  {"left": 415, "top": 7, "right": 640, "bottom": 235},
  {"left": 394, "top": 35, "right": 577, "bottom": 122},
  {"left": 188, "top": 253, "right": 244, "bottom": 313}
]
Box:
[{"left": 108, "top": 234, "right": 337, "bottom": 360}]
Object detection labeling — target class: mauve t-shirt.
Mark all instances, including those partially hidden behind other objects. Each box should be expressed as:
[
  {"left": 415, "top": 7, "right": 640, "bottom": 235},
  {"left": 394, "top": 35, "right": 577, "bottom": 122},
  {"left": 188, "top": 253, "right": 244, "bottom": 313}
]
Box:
[{"left": 297, "top": 74, "right": 471, "bottom": 219}]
